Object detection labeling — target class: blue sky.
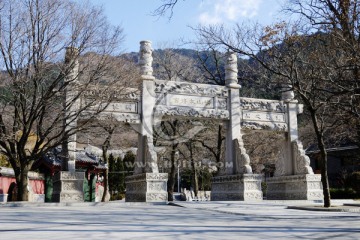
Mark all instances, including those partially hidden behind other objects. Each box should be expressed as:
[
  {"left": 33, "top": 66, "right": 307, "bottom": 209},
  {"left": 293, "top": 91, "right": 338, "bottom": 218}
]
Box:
[{"left": 90, "top": 0, "right": 286, "bottom": 52}]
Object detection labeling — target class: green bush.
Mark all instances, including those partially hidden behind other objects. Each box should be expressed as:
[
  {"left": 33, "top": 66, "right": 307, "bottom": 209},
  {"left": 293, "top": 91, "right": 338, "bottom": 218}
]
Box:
[
  {"left": 111, "top": 192, "right": 125, "bottom": 201},
  {"left": 0, "top": 154, "right": 10, "bottom": 167},
  {"left": 261, "top": 182, "right": 267, "bottom": 195},
  {"left": 330, "top": 188, "right": 358, "bottom": 199},
  {"left": 347, "top": 171, "right": 360, "bottom": 193}
]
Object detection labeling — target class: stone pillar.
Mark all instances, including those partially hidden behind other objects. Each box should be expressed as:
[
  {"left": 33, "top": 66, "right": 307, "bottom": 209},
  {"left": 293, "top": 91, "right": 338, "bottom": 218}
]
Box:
[
  {"left": 266, "top": 87, "right": 323, "bottom": 200},
  {"left": 274, "top": 88, "right": 298, "bottom": 177},
  {"left": 211, "top": 52, "right": 262, "bottom": 201},
  {"left": 62, "top": 47, "right": 80, "bottom": 172},
  {"left": 52, "top": 47, "right": 84, "bottom": 202},
  {"left": 125, "top": 41, "right": 168, "bottom": 202}
]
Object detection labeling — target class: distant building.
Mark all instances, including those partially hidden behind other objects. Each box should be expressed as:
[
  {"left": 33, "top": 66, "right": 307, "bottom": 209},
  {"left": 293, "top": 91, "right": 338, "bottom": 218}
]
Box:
[
  {"left": 32, "top": 147, "right": 106, "bottom": 202},
  {"left": 0, "top": 147, "right": 107, "bottom": 203},
  {"left": 307, "top": 145, "right": 360, "bottom": 188}
]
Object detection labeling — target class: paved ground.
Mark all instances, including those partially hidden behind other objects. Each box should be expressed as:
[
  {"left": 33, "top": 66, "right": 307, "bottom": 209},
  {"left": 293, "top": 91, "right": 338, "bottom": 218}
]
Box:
[{"left": 0, "top": 201, "right": 359, "bottom": 240}]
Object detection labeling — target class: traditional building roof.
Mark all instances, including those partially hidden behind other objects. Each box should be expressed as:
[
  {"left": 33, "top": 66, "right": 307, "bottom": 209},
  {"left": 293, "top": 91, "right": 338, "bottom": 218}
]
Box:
[
  {"left": 0, "top": 167, "right": 44, "bottom": 180},
  {"left": 306, "top": 145, "right": 359, "bottom": 155},
  {"left": 76, "top": 151, "right": 100, "bottom": 165},
  {"left": 33, "top": 147, "right": 106, "bottom": 173},
  {"left": 43, "top": 147, "right": 62, "bottom": 168}
]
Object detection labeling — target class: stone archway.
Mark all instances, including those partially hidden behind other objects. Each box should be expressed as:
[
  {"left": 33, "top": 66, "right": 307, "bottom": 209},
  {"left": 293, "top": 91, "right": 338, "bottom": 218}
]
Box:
[
  {"left": 58, "top": 41, "right": 323, "bottom": 202},
  {"left": 124, "top": 41, "right": 322, "bottom": 202}
]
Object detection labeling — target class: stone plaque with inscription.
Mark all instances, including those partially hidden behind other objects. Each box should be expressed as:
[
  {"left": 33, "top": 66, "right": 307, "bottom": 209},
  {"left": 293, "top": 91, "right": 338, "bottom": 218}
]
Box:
[
  {"left": 167, "top": 94, "right": 213, "bottom": 109},
  {"left": 105, "top": 102, "right": 138, "bottom": 113},
  {"left": 154, "top": 80, "right": 229, "bottom": 119},
  {"left": 242, "top": 111, "right": 285, "bottom": 122},
  {"left": 240, "top": 98, "right": 288, "bottom": 131}
]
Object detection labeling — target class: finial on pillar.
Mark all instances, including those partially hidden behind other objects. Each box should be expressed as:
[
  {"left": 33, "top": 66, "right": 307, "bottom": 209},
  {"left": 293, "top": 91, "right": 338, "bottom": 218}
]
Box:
[
  {"left": 64, "top": 47, "right": 79, "bottom": 85},
  {"left": 65, "top": 47, "right": 79, "bottom": 64},
  {"left": 281, "top": 85, "right": 295, "bottom": 102},
  {"left": 225, "top": 51, "right": 240, "bottom": 88},
  {"left": 139, "top": 40, "right": 155, "bottom": 80}
]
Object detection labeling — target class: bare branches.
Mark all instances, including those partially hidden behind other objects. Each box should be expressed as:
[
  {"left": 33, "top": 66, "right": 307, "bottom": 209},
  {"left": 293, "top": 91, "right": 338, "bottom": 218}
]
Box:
[
  {"left": 0, "top": 0, "right": 126, "bottom": 200},
  {"left": 152, "top": 0, "right": 180, "bottom": 19},
  {"left": 287, "top": 0, "right": 360, "bottom": 43},
  {"left": 153, "top": 47, "right": 203, "bottom": 82},
  {"left": 192, "top": 0, "right": 360, "bottom": 207}
]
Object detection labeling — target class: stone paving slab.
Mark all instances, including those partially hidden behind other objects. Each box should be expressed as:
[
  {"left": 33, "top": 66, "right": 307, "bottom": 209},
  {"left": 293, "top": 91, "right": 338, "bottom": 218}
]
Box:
[
  {"left": 0, "top": 201, "right": 359, "bottom": 240},
  {"left": 171, "top": 200, "right": 360, "bottom": 214},
  {"left": 0, "top": 200, "right": 164, "bottom": 207},
  {"left": 288, "top": 205, "right": 360, "bottom": 212},
  {"left": 344, "top": 203, "right": 360, "bottom": 207}
]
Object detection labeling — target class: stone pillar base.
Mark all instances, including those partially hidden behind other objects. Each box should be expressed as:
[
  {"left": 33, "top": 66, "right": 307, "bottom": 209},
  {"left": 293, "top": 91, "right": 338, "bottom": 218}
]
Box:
[
  {"left": 30, "top": 194, "right": 45, "bottom": 202},
  {"left": 52, "top": 171, "right": 84, "bottom": 202},
  {"left": 266, "top": 174, "right": 323, "bottom": 200},
  {"left": 125, "top": 173, "right": 168, "bottom": 202},
  {"left": 211, "top": 174, "right": 263, "bottom": 201},
  {"left": 0, "top": 194, "right": 8, "bottom": 203}
]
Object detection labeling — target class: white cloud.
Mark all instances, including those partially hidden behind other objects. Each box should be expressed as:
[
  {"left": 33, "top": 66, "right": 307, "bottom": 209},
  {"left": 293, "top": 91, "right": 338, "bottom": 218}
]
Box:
[{"left": 198, "top": 0, "right": 262, "bottom": 25}]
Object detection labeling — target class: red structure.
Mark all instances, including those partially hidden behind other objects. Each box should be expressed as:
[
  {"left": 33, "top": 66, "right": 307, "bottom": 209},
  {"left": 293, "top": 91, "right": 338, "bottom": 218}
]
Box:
[
  {"left": 0, "top": 167, "right": 45, "bottom": 202},
  {"left": 1, "top": 147, "right": 106, "bottom": 203},
  {"left": 31, "top": 148, "right": 106, "bottom": 202}
]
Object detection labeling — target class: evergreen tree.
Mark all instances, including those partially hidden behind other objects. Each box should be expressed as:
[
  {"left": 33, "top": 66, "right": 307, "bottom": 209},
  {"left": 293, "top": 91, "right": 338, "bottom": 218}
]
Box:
[
  {"left": 123, "top": 151, "right": 135, "bottom": 176},
  {"left": 108, "top": 154, "right": 116, "bottom": 196}
]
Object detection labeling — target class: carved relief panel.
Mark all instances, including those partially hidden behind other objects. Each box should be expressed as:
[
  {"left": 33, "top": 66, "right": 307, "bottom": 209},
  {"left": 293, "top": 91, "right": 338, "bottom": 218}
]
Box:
[
  {"left": 80, "top": 88, "right": 141, "bottom": 123},
  {"left": 240, "top": 98, "right": 288, "bottom": 132},
  {"left": 154, "top": 80, "right": 230, "bottom": 120}
]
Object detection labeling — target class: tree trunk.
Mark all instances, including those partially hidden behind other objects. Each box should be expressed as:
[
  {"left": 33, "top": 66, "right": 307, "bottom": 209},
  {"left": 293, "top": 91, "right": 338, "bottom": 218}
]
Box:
[
  {"left": 163, "top": 120, "right": 179, "bottom": 201},
  {"left": 191, "top": 159, "right": 199, "bottom": 197},
  {"left": 310, "top": 110, "right": 331, "bottom": 207},
  {"left": 356, "top": 122, "right": 360, "bottom": 149},
  {"left": 216, "top": 124, "right": 223, "bottom": 164},
  {"left": 167, "top": 148, "right": 177, "bottom": 201},
  {"left": 16, "top": 164, "right": 30, "bottom": 201},
  {"left": 318, "top": 139, "right": 331, "bottom": 207},
  {"left": 101, "top": 153, "right": 109, "bottom": 202},
  {"left": 101, "top": 130, "right": 113, "bottom": 202},
  {"left": 189, "top": 142, "right": 199, "bottom": 197}
]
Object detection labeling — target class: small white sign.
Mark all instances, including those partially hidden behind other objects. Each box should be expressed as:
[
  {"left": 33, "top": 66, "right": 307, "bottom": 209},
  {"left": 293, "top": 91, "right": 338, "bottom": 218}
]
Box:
[
  {"left": 105, "top": 102, "right": 137, "bottom": 113},
  {"left": 167, "top": 94, "right": 214, "bottom": 109},
  {"left": 242, "top": 111, "right": 285, "bottom": 123}
]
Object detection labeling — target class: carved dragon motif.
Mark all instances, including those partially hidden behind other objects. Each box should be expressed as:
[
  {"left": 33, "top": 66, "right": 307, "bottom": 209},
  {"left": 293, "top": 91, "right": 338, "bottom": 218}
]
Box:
[
  {"left": 234, "top": 138, "right": 252, "bottom": 174},
  {"left": 292, "top": 140, "right": 314, "bottom": 175}
]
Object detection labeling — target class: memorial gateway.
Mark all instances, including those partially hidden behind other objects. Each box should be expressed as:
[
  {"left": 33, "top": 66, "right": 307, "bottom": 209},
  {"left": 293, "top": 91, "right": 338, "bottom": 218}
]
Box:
[{"left": 55, "top": 41, "right": 323, "bottom": 202}]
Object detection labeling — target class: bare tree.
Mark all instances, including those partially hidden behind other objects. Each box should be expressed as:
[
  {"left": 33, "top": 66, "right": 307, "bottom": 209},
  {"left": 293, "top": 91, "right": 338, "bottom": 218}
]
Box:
[
  {"left": 100, "top": 121, "right": 116, "bottom": 202},
  {"left": 0, "top": 0, "right": 124, "bottom": 201},
  {"left": 154, "top": 120, "right": 180, "bottom": 201},
  {"left": 154, "top": 0, "right": 360, "bottom": 207},
  {"left": 153, "top": 47, "right": 203, "bottom": 82},
  {"left": 153, "top": 0, "right": 181, "bottom": 19},
  {"left": 82, "top": 56, "right": 141, "bottom": 202},
  {"left": 285, "top": 0, "right": 360, "bottom": 206},
  {"left": 152, "top": 47, "right": 205, "bottom": 200},
  {"left": 193, "top": 120, "right": 225, "bottom": 167},
  {"left": 194, "top": 20, "right": 358, "bottom": 207},
  {"left": 286, "top": 0, "right": 360, "bottom": 149},
  {"left": 185, "top": 139, "right": 199, "bottom": 197}
]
